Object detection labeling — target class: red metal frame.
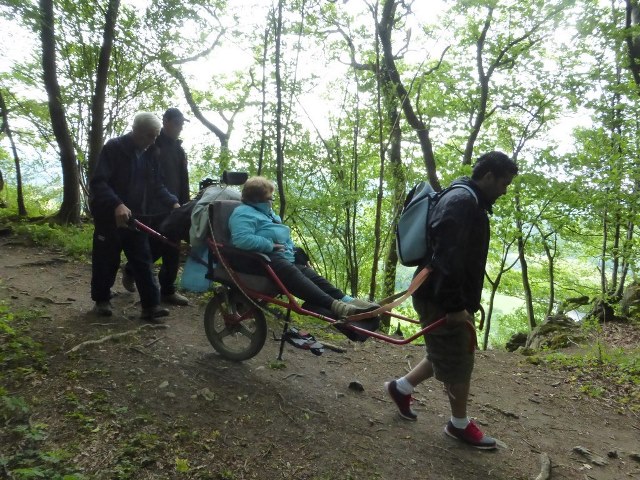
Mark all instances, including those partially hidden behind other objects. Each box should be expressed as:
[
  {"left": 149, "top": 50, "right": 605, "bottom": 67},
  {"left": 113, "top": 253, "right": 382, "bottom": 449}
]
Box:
[
  {"left": 132, "top": 219, "right": 180, "bottom": 249},
  {"left": 131, "top": 217, "right": 476, "bottom": 352},
  {"left": 206, "top": 238, "right": 477, "bottom": 351}
]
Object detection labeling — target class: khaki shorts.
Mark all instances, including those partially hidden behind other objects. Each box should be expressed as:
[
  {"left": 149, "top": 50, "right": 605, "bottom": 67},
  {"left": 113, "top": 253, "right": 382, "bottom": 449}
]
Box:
[{"left": 412, "top": 296, "right": 475, "bottom": 384}]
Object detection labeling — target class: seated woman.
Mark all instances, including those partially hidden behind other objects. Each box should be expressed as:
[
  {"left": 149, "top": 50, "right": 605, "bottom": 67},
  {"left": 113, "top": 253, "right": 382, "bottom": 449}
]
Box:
[{"left": 228, "top": 176, "right": 377, "bottom": 318}]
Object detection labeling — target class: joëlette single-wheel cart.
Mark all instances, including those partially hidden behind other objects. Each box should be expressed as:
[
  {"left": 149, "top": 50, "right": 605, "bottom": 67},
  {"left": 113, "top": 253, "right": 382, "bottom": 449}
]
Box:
[{"left": 132, "top": 175, "right": 477, "bottom": 362}]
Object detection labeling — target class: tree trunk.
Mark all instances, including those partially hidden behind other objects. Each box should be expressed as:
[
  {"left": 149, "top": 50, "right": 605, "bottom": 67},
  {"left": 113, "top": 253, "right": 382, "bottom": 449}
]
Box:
[
  {"left": 377, "top": 0, "right": 441, "bottom": 191},
  {"left": 0, "top": 89, "right": 27, "bottom": 216},
  {"left": 542, "top": 237, "right": 556, "bottom": 318},
  {"left": 625, "top": 0, "right": 640, "bottom": 88},
  {"left": 346, "top": 135, "right": 359, "bottom": 296},
  {"left": 379, "top": 113, "right": 406, "bottom": 331},
  {"left": 482, "top": 273, "right": 502, "bottom": 350},
  {"left": 374, "top": 95, "right": 403, "bottom": 329},
  {"left": 518, "top": 235, "right": 536, "bottom": 329},
  {"left": 87, "top": 0, "right": 120, "bottom": 182},
  {"left": 614, "top": 220, "right": 634, "bottom": 300},
  {"left": 163, "top": 61, "right": 230, "bottom": 154},
  {"left": 463, "top": 8, "right": 493, "bottom": 165},
  {"left": 515, "top": 195, "right": 536, "bottom": 329},
  {"left": 274, "top": 0, "right": 285, "bottom": 218},
  {"left": 609, "top": 218, "right": 621, "bottom": 295},
  {"left": 40, "top": 0, "right": 80, "bottom": 224},
  {"left": 600, "top": 205, "right": 608, "bottom": 295},
  {"left": 258, "top": 23, "right": 270, "bottom": 176},
  {"left": 482, "top": 235, "right": 519, "bottom": 349},
  {"left": 368, "top": 23, "right": 387, "bottom": 303}
]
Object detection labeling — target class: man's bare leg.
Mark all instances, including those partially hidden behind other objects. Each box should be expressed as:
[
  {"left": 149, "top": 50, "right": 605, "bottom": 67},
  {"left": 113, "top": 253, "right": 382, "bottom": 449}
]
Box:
[
  {"left": 446, "top": 381, "right": 470, "bottom": 418},
  {"left": 385, "top": 357, "right": 434, "bottom": 420},
  {"left": 404, "top": 357, "right": 434, "bottom": 388}
]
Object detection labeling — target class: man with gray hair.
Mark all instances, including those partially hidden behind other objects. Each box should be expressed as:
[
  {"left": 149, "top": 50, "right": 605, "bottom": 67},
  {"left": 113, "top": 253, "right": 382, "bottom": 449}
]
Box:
[
  {"left": 89, "top": 112, "right": 180, "bottom": 321},
  {"left": 121, "top": 108, "right": 191, "bottom": 306}
]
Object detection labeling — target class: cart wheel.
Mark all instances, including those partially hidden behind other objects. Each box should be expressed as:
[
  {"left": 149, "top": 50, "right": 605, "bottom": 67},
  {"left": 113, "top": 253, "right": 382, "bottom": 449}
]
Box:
[{"left": 203, "top": 289, "right": 267, "bottom": 361}]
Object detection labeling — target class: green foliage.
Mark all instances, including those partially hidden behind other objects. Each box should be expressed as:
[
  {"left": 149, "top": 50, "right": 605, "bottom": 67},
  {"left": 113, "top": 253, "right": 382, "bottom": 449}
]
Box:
[
  {"left": 0, "top": 184, "right": 64, "bottom": 218},
  {"left": 111, "top": 432, "right": 164, "bottom": 479},
  {"left": 268, "top": 360, "right": 286, "bottom": 370},
  {"left": 488, "top": 306, "right": 530, "bottom": 349},
  {"left": 531, "top": 345, "right": 640, "bottom": 412},
  {"left": 175, "top": 457, "right": 190, "bottom": 473},
  {"left": 0, "top": 304, "right": 84, "bottom": 479},
  {"left": 12, "top": 222, "right": 93, "bottom": 259},
  {"left": 0, "top": 304, "right": 47, "bottom": 384}
]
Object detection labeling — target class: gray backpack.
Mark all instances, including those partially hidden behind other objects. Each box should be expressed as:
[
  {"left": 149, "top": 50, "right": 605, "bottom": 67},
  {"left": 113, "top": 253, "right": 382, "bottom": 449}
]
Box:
[{"left": 395, "top": 182, "right": 477, "bottom": 267}]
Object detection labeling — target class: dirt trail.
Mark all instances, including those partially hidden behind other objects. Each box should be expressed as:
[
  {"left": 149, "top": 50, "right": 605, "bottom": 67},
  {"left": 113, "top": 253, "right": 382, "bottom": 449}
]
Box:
[{"left": 1, "top": 236, "right": 639, "bottom": 480}]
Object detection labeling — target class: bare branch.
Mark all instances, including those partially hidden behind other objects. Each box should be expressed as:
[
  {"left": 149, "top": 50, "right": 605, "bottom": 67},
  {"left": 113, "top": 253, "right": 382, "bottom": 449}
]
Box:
[{"left": 171, "top": 30, "right": 226, "bottom": 65}]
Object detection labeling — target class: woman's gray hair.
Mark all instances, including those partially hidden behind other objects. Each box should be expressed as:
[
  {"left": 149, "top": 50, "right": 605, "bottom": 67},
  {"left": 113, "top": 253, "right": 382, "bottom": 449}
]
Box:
[
  {"left": 242, "top": 176, "right": 274, "bottom": 203},
  {"left": 132, "top": 112, "right": 162, "bottom": 132}
]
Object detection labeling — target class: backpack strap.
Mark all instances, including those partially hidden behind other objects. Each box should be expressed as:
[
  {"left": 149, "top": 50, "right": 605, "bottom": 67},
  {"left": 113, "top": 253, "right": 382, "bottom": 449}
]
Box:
[
  {"left": 341, "top": 267, "right": 432, "bottom": 321},
  {"left": 444, "top": 184, "right": 478, "bottom": 205}
]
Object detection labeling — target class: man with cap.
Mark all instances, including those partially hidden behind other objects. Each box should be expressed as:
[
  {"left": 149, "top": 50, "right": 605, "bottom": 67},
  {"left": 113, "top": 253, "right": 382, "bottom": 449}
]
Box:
[
  {"left": 90, "top": 112, "right": 179, "bottom": 321},
  {"left": 121, "top": 108, "right": 190, "bottom": 306}
]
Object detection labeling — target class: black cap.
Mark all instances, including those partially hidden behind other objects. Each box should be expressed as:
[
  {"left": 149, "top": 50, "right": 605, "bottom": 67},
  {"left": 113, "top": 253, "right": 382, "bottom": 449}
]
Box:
[{"left": 162, "top": 108, "right": 189, "bottom": 122}]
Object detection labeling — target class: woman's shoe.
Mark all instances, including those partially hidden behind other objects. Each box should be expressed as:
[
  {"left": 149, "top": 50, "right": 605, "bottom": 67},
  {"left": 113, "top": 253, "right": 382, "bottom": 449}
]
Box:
[
  {"left": 349, "top": 298, "right": 380, "bottom": 309},
  {"left": 330, "top": 299, "right": 377, "bottom": 318}
]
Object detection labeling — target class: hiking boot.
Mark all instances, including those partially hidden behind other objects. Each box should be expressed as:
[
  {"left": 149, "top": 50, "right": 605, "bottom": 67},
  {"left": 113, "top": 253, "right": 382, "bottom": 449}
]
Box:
[
  {"left": 161, "top": 292, "right": 189, "bottom": 306},
  {"left": 444, "top": 420, "right": 497, "bottom": 450},
  {"left": 330, "top": 299, "right": 376, "bottom": 318},
  {"left": 140, "top": 306, "right": 170, "bottom": 323},
  {"left": 121, "top": 266, "right": 136, "bottom": 293},
  {"left": 92, "top": 301, "right": 113, "bottom": 317},
  {"left": 330, "top": 300, "right": 357, "bottom": 317},
  {"left": 385, "top": 380, "right": 417, "bottom": 421},
  {"left": 349, "top": 298, "right": 380, "bottom": 309}
]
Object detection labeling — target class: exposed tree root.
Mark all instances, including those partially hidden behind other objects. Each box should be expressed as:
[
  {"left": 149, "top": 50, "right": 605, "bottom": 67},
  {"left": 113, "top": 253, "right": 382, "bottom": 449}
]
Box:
[
  {"left": 534, "top": 453, "right": 551, "bottom": 480},
  {"left": 65, "top": 324, "right": 168, "bottom": 354},
  {"left": 573, "top": 445, "right": 608, "bottom": 466}
]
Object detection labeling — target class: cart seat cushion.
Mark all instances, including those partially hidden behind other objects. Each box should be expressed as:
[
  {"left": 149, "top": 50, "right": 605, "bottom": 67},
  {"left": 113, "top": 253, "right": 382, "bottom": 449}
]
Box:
[
  {"left": 209, "top": 199, "right": 242, "bottom": 244},
  {"left": 208, "top": 200, "right": 279, "bottom": 295},
  {"left": 209, "top": 199, "right": 266, "bottom": 274},
  {"left": 211, "top": 268, "right": 280, "bottom": 296}
]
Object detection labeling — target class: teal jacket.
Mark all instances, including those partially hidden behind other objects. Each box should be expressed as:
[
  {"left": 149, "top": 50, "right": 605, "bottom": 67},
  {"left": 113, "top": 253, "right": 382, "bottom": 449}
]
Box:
[{"left": 229, "top": 202, "right": 296, "bottom": 263}]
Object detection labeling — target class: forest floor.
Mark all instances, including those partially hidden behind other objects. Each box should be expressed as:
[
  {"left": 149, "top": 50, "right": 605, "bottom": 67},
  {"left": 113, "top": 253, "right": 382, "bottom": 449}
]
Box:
[{"left": 1, "top": 234, "right": 639, "bottom": 480}]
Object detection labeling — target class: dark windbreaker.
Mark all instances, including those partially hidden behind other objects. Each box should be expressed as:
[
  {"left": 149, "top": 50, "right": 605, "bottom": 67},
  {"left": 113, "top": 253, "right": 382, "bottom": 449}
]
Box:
[
  {"left": 415, "top": 177, "right": 492, "bottom": 314},
  {"left": 154, "top": 130, "right": 190, "bottom": 206},
  {"left": 89, "top": 133, "right": 178, "bottom": 223}
]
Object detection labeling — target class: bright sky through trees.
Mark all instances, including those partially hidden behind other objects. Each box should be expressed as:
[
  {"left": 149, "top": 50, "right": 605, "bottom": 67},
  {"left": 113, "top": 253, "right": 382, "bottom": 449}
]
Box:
[{"left": 0, "top": 0, "right": 585, "bottom": 159}]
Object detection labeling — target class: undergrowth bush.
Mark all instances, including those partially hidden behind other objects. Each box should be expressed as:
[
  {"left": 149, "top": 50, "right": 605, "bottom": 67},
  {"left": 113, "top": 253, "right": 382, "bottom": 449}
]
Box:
[
  {"left": 15, "top": 223, "right": 93, "bottom": 259},
  {"left": 0, "top": 303, "right": 85, "bottom": 479},
  {"left": 529, "top": 344, "right": 640, "bottom": 412},
  {"left": 0, "top": 186, "right": 61, "bottom": 219},
  {"left": 0, "top": 205, "right": 93, "bottom": 258}
]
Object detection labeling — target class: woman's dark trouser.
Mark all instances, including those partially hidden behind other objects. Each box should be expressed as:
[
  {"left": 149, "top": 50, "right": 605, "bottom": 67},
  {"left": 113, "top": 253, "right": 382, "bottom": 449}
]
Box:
[
  {"left": 91, "top": 223, "right": 160, "bottom": 309},
  {"left": 268, "top": 255, "right": 345, "bottom": 309}
]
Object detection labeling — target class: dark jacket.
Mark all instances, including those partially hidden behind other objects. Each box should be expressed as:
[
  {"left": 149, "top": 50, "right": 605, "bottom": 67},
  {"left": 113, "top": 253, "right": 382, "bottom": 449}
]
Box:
[
  {"left": 154, "top": 130, "right": 190, "bottom": 206},
  {"left": 89, "top": 133, "right": 178, "bottom": 223},
  {"left": 415, "top": 177, "right": 491, "bottom": 314}
]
